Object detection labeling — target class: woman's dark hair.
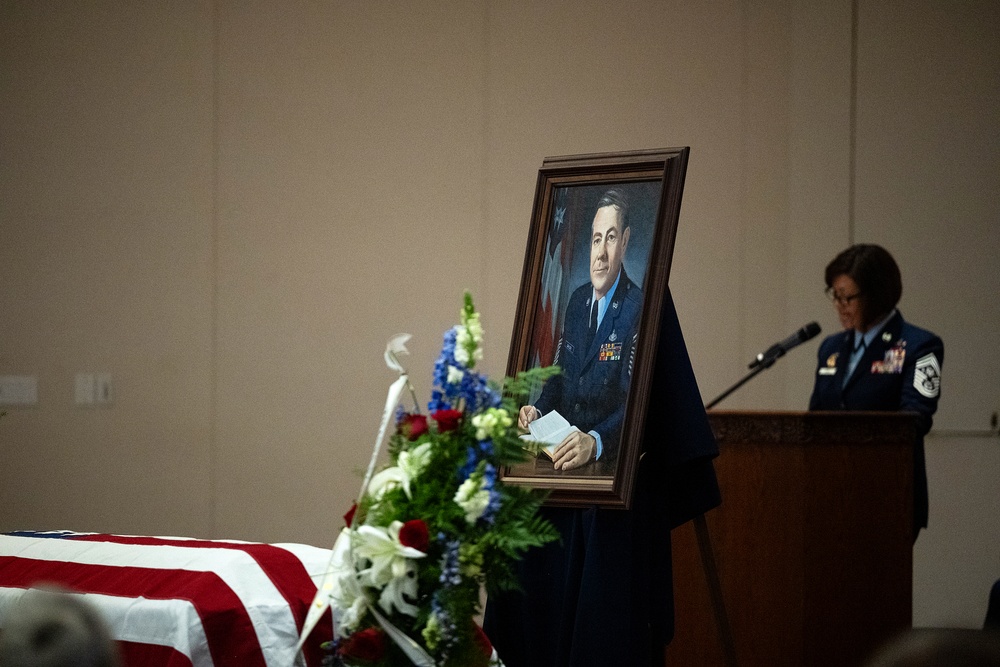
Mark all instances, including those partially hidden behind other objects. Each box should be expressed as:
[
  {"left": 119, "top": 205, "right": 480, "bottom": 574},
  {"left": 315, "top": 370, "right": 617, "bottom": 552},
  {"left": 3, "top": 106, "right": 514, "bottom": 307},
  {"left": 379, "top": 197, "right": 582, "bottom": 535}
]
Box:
[{"left": 825, "top": 244, "right": 902, "bottom": 326}]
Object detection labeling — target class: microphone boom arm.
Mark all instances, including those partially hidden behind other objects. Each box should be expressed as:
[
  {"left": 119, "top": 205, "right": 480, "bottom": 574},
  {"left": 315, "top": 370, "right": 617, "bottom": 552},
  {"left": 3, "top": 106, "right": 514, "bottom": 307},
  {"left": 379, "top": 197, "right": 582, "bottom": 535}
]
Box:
[
  {"left": 705, "top": 363, "right": 768, "bottom": 410},
  {"left": 705, "top": 321, "right": 821, "bottom": 410}
]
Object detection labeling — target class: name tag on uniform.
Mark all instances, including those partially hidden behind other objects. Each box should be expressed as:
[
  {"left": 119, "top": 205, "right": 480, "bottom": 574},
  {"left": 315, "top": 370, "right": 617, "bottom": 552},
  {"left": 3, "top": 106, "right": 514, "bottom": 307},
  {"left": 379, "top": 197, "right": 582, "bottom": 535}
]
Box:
[
  {"left": 818, "top": 353, "right": 838, "bottom": 375},
  {"left": 598, "top": 342, "right": 622, "bottom": 361}
]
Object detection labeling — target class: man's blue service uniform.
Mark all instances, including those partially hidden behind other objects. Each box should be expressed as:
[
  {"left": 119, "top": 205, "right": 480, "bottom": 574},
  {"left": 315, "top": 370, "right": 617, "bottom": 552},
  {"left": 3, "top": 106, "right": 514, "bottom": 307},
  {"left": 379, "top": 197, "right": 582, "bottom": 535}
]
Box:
[{"left": 535, "top": 268, "right": 643, "bottom": 463}]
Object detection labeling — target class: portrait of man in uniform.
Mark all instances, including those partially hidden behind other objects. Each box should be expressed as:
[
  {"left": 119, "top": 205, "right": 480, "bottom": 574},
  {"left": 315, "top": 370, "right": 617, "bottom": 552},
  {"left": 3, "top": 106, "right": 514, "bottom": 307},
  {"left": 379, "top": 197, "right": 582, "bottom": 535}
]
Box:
[
  {"left": 517, "top": 182, "right": 660, "bottom": 474},
  {"left": 502, "top": 148, "right": 688, "bottom": 506}
]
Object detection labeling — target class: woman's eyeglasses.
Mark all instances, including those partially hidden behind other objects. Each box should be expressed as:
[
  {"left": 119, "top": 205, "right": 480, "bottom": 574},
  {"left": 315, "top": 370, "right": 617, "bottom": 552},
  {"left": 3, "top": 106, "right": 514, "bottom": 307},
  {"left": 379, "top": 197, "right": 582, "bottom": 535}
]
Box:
[{"left": 825, "top": 288, "right": 862, "bottom": 306}]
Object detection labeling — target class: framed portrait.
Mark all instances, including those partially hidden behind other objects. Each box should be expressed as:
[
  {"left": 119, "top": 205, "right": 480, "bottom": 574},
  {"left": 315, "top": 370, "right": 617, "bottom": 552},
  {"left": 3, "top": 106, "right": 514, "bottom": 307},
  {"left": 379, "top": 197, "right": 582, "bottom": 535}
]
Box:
[{"left": 502, "top": 147, "right": 690, "bottom": 509}]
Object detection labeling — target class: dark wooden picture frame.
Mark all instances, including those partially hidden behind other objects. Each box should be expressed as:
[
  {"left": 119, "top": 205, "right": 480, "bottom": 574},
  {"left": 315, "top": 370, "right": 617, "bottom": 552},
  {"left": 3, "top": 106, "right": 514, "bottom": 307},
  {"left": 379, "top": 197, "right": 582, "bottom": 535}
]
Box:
[{"left": 502, "top": 148, "right": 690, "bottom": 508}]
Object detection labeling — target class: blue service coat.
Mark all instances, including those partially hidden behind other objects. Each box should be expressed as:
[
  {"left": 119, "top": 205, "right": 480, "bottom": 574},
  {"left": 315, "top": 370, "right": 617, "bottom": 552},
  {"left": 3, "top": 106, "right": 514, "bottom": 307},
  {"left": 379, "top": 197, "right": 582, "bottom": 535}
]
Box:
[
  {"left": 484, "top": 288, "right": 720, "bottom": 666},
  {"left": 534, "top": 269, "right": 643, "bottom": 463},
  {"left": 809, "top": 310, "right": 943, "bottom": 532}
]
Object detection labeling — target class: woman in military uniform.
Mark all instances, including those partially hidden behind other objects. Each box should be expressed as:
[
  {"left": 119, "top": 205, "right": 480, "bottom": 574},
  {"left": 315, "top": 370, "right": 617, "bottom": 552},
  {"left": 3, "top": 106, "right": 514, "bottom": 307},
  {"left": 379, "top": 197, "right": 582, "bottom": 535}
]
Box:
[{"left": 809, "top": 244, "right": 943, "bottom": 540}]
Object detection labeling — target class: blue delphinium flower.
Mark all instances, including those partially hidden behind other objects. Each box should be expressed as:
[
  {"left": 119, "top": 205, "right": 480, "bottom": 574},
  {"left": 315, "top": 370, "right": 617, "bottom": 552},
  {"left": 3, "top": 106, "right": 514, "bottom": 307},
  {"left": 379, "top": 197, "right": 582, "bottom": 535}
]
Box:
[
  {"left": 458, "top": 370, "right": 501, "bottom": 413},
  {"left": 394, "top": 404, "right": 408, "bottom": 424},
  {"left": 459, "top": 440, "right": 494, "bottom": 480},
  {"left": 427, "top": 389, "right": 451, "bottom": 412},
  {"left": 320, "top": 638, "right": 344, "bottom": 667},
  {"left": 479, "top": 463, "right": 502, "bottom": 525},
  {"left": 429, "top": 325, "right": 501, "bottom": 413},
  {"left": 438, "top": 538, "right": 462, "bottom": 588},
  {"left": 432, "top": 328, "right": 460, "bottom": 388},
  {"left": 429, "top": 538, "right": 463, "bottom": 661},
  {"left": 430, "top": 595, "right": 458, "bottom": 663}
]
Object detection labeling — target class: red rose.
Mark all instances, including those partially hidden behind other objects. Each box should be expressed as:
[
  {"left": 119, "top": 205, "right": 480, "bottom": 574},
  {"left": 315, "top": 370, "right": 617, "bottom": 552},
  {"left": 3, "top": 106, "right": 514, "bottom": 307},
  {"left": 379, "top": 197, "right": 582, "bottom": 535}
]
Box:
[
  {"left": 399, "top": 413, "right": 429, "bottom": 441},
  {"left": 340, "top": 627, "right": 386, "bottom": 664},
  {"left": 343, "top": 503, "right": 357, "bottom": 528},
  {"left": 432, "top": 409, "right": 463, "bottom": 433},
  {"left": 473, "top": 622, "right": 493, "bottom": 657},
  {"left": 398, "top": 519, "right": 429, "bottom": 553}
]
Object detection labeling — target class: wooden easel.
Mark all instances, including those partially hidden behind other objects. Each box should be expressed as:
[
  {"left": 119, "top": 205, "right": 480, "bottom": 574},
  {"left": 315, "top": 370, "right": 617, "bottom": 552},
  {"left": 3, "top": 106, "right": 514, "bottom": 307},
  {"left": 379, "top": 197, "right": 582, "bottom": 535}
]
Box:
[{"left": 692, "top": 513, "right": 738, "bottom": 667}]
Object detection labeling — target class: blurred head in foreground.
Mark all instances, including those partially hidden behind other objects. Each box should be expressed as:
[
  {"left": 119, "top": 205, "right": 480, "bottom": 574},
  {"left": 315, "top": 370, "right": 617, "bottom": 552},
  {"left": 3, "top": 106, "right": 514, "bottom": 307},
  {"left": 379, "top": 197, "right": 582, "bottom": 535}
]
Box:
[
  {"left": 866, "top": 628, "right": 1000, "bottom": 667},
  {"left": 0, "top": 587, "right": 121, "bottom": 667}
]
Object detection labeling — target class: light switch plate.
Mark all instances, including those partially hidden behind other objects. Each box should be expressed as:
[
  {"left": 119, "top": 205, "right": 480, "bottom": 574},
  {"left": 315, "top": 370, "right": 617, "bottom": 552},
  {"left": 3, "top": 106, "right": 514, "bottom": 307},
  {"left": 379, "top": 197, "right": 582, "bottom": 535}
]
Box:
[
  {"left": 75, "top": 373, "right": 95, "bottom": 405},
  {"left": 95, "top": 373, "right": 113, "bottom": 405},
  {"left": 0, "top": 375, "right": 38, "bottom": 405}
]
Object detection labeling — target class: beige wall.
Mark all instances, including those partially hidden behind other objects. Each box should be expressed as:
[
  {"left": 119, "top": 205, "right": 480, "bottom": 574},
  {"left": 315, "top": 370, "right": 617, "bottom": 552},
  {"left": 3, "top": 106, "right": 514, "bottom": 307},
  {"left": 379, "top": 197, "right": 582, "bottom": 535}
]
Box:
[
  {"left": 854, "top": 0, "right": 1000, "bottom": 628},
  {"left": 2, "top": 0, "right": 997, "bottom": 628}
]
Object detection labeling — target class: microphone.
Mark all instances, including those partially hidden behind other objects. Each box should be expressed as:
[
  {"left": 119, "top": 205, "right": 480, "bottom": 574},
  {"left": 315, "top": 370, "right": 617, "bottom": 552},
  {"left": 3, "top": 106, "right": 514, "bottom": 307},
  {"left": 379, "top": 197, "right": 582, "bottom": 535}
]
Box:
[{"left": 749, "top": 322, "right": 822, "bottom": 370}]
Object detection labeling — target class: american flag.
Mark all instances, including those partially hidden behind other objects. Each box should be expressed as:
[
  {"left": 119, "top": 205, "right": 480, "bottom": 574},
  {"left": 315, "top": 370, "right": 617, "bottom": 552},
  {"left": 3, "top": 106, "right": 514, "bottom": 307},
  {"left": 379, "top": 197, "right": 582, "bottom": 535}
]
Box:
[
  {"left": 0, "top": 531, "right": 333, "bottom": 667},
  {"left": 532, "top": 189, "right": 574, "bottom": 375}
]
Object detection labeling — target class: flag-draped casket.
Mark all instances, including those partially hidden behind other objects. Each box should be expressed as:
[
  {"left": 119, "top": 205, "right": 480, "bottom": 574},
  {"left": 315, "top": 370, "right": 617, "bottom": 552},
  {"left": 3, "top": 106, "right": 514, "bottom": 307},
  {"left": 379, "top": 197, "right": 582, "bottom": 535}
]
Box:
[{"left": 0, "top": 531, "right": 333, "bottom": 667}]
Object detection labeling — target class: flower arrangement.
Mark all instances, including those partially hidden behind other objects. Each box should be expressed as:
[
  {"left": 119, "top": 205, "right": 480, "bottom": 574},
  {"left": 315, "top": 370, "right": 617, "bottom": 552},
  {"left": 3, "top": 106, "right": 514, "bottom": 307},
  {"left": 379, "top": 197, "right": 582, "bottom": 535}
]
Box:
[{"left": 320, "top": 293, "right": 559, "bottom": 667}]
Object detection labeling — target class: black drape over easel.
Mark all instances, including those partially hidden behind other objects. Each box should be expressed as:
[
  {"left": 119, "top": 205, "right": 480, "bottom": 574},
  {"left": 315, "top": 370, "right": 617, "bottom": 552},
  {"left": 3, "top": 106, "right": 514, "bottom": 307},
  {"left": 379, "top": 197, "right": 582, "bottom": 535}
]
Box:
[{"left": 484, "top": 289, "right": 721, "bottom": 667}]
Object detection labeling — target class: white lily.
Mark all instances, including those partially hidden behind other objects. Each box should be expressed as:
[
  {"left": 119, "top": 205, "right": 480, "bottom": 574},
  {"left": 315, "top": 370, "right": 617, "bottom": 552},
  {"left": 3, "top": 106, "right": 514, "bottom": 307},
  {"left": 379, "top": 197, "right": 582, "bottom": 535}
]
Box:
[
  {"left": 368, "top": 466, "right": 407, "bottom": 500},
  {"left": 353, "top": 521, "right": 427, "bottom": 589},
  {"left": 368, "top": 441, "right": 431, "bottom": 501},
  {"left": 336, "top": 567, "right": 371, "bottom": 633},
  {"left": 351, "top": 521, "right": 426, "bottom": 618},
  {"left": 377, "top": 560, "right": 420, "bottom": 617},
  {"left": 325, "top": 530, "right": 371, "bottom": 633}
]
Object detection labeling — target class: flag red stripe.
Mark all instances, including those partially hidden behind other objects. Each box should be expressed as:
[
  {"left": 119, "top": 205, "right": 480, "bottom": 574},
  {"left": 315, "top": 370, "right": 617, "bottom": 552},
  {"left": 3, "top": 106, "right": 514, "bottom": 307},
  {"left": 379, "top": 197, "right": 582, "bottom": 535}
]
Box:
[
  {"left": 70, "top": 534, "right": 332, "bottom": 666},
  {"left": 118, "top": 641, "right": 194, "bottom": 667},
  {"left": 0, "top": 556, "right": 266, "bottom": 667},
  {"left": 71, "top": 535, "right": 312, "bottom": 628}
]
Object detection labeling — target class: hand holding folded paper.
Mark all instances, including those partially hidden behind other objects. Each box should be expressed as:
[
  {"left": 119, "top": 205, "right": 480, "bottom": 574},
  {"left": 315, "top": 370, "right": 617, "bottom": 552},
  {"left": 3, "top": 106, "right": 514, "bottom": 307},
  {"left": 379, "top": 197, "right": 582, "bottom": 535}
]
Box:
[{"left": 520, "top": 410, "right": 580, "bottom": 459}]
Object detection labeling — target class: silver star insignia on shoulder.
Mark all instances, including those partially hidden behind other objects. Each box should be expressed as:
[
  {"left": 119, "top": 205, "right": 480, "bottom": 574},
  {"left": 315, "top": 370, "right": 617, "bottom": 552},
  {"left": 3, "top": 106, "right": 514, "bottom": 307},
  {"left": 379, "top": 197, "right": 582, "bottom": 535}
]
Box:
[{"left": 882, "top": 331, "right": 892, "bottom": 342}]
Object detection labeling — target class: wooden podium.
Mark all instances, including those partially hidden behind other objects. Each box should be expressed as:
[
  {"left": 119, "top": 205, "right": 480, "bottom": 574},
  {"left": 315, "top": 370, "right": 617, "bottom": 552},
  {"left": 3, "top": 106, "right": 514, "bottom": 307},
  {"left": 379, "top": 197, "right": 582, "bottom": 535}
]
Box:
[{"left": 666, "top": 411, "right": 917, "bottom": 667}]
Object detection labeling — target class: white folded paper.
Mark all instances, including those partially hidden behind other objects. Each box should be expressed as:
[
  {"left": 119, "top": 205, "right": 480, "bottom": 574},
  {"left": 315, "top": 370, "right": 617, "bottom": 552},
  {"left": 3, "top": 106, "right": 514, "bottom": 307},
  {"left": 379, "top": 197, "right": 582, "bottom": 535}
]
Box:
[{"left": 519, "top": 410, "right": 579, "bottom": 459}]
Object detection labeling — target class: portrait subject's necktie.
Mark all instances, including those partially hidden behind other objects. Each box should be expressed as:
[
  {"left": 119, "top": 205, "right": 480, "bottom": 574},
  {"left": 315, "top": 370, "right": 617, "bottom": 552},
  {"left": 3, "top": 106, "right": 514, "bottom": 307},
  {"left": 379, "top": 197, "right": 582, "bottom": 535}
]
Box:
[{"left": 587, "top": 299, "right": 599, "bottom": 349}]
